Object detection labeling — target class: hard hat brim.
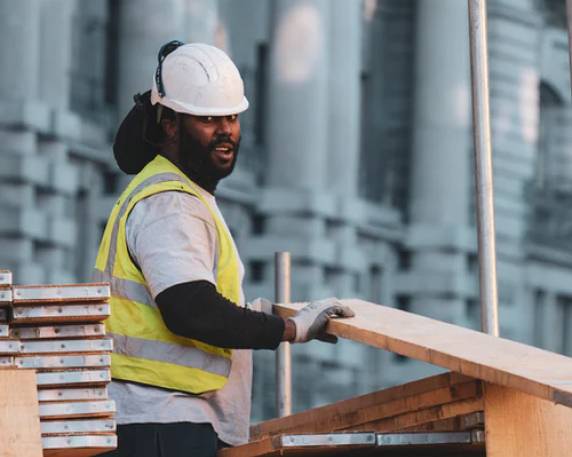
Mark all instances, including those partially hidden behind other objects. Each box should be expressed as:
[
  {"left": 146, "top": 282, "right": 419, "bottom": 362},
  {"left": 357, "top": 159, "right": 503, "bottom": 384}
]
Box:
[{"left": 151, "top": 91, "right": 249, "bottom": 117}]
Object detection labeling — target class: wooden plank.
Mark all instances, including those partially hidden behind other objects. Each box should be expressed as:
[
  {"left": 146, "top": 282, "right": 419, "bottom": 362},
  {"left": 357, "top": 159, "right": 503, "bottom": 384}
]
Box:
[
  {"left": 251, "top": 372, "right": 473, "bottom": 439},
  {"left": 13, "top": 284, "right": 110, "bottom": 303},
  {"left": 484, "top": 383, "right": 572, "bottom": 457},
  {"left": 274, "top": 300, "right": 572, "bottom": 406},
  {"left": 262, "top": 380, "right": 479, "bottom": 437},
  {"left": 395, "top": 411, "right": 484, "bottom": 433},
  {"left": 396, "top": 416, "right": 466, "bottom": 433},
  {"left": 43, "top": 449, "right": 116, "bottom": 457},
  {"left": 347, "top": 397, "right": 484, "bottom": 433},
  {"left": 218, "top": 437, "right": 274, "bottom": 457},
  {"left": 0, "top": 370, "right": 43, "bottom": 457}
]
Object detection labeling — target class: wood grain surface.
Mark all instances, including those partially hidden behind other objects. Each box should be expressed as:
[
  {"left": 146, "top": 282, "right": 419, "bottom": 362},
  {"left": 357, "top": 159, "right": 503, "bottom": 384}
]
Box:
[
  {"left": 0, "top": 370, "right": 42, "bottom": 457},
  {"left": 274, "top": 300, "right": 572, "bottom": 407}
]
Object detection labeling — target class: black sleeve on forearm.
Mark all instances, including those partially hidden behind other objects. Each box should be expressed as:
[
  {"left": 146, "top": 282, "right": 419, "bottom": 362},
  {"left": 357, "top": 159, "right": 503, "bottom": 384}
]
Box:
[{"left": 155, "top": 280, "right": 285, "bottom": 350}]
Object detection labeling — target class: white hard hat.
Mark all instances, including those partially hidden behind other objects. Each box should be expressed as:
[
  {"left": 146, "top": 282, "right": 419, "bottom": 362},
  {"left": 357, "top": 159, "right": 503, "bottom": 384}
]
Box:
[{"left": 151, "top": 43, "right": 249, "bottom": 116}]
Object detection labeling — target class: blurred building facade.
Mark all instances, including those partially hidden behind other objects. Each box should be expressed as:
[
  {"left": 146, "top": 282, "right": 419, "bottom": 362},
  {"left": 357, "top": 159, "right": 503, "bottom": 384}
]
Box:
[{"left": 0, "top": 0, "right": 571, "bottom": 421}]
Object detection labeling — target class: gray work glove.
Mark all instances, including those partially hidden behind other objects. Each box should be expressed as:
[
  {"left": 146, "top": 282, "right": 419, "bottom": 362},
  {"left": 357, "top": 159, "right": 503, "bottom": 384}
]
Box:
[
  {"left": 248, "top": 298, "right": 274, "bottom": 314},
  {"left": 288, "top": 298, "right": 355, "bottom": 344}
]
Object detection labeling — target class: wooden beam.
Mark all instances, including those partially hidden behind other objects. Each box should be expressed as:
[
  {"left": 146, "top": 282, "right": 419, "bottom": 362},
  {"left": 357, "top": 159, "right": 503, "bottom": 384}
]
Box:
[
  {"left": 484, "top": 383, "right": 572, "bottom": 457},
  {"left": 274, "top": 300, "right": 572, "bottom": 406},
  {"left": 0, "top": 370, "right": 42, "bottom": 457},
  {"left": 218, "top": 437, "right": 277, "bottom": 457},
  {"left": 250, "top": 372, "right": 473, "bottom": 439},
  {"left": 347, "top": 397, "right": 484, "bottom": 433}
]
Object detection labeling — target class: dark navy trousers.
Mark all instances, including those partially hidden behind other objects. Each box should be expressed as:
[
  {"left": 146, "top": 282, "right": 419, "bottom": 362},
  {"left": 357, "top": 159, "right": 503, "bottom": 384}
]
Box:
[{"left": 101, "top": 422, "right": 227, "bottom": 457}]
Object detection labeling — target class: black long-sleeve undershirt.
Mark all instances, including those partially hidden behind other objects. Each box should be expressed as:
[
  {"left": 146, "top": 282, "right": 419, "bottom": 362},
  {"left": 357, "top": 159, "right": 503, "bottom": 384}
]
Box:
[{"left": 155, "top": 280, "right": 285, "bottom": 350}]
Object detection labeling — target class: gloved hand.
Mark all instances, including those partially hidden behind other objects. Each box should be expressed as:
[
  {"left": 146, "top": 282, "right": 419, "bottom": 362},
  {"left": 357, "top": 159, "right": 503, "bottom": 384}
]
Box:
[
  {"left": 248, "top": 298, "right": 274, "bottom": 314},
  {"left": 288, "top": 298, "right": 355, "bottom": 344}
]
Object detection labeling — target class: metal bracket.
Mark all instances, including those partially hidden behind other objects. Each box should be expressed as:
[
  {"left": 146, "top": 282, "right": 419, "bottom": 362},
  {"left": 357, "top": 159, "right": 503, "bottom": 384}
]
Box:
[
  {"left": 13, "top": 284, "right": 110, "bottom": 303},
  {"left": 10, "top": 304, "right": 110, "bottom": 324},
  {"left": 20, "top": 338, "right": 113, "bottom": 354},
  {"left": 41, "top": 418, "right": 116, "bottom": 435},
  {"left": 0, "top": 271, "right": 12, "bottom": 287},
  {"left": 39, "top": 400, "right": 116, "bottom": 419},
  {"left": 377, "top": 431, "right": 485, "bottom": 446},
  {"left": 11, "top": 323, "right": 105, "bottom": 340},
  {"left": 0, "top": 289, "right": 12, "bottom": 304},
  {"left": 16, "top": 354, "right": 111, "bottom": 370},
  {"left": 36, "top": 369, "right": 111, "bottom": 387},
  {"left": 38, "top": 387, "right": 108, "bottom": 403},
  {"left": 42, "top": 435, "right": 117, "bottom": 450},
  {"left": 279, "top": 433, "right": 376, "bottom": 448},
  {"left": 463, "top": 411, "right": 485, "bottom": 429}
]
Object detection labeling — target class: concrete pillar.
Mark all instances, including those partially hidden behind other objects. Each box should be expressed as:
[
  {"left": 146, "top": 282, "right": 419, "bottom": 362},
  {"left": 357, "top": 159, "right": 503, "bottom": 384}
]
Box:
[
  {"left": 266, "top": 0, "right": 330, "bottom": 192},
  {"left": 410, "top": 0, "right": 471, "bottom": 225},
  {"left": 117, "top": 0, "right": 186, "bottom": 117},
  {"left": 327, "top": 0, "right": 361, "bottom": 196},
  {"left": 39, "top": 0, "right": 75, "bottom": 109},
  {"left": 184, "top": 0, "right": 220, "bottom": 46},
  {"left": 408, "top": 0, "right": 471, "bottom": 323},
  {"left": 0, "top": 0, "right": 41, "bottom": 156},
  {"left": 0, "top": 0, "right": 40, "bottom": 102}
]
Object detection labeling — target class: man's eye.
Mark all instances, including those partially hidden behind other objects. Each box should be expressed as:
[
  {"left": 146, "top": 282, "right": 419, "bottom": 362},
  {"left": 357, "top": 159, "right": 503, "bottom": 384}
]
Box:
[
  {"left": 228, "top": 115, "right": 238, "bottom": 122},
  {"left": 199, "top": 116, "right": 214, "bottom": 123}
]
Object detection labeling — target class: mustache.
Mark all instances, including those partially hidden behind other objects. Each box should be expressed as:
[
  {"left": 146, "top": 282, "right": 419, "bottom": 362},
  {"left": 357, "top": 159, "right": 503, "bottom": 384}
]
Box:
[{"left": 208, "top": 135, "right": 238, "bottom": 150}]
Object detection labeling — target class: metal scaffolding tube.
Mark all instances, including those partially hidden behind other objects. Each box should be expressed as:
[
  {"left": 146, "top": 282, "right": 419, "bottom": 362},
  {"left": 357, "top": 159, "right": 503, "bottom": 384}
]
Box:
[
  {"left": 468, "top": 0, "right": 500, "bottom": 336},
  {"left": 566, "top": 0, "right": 572, "bottom": 95},
  {"left": 275, "top": 252, "right": 292, "bottom": 417}
]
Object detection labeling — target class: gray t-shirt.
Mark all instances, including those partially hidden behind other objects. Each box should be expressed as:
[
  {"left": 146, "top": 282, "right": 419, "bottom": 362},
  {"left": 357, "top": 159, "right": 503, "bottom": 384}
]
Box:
[{"left": 109, "top": 187, "right": 252, "bottom": 446}]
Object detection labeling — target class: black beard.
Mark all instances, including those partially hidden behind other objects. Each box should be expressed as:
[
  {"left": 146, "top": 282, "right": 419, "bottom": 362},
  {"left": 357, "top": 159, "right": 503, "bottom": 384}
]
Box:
[{"left": 177, "top": 119, "right": 240, "bottom": 193}]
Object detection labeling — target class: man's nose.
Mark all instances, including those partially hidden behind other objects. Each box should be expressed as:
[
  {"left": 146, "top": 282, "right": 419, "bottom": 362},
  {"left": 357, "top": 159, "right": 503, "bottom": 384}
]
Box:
[{"left": 215, "top": 117, "right": 232, "bottom": 136}]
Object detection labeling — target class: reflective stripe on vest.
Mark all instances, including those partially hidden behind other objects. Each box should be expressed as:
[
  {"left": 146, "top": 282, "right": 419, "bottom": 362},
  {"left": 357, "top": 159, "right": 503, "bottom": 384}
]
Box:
[{"left": 94, "top": 156, "right": 240, "bottom": 394}]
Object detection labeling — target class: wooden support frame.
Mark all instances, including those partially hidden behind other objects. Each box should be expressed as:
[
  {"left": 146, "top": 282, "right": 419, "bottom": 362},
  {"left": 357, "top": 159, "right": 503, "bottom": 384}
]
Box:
[
  {"left": 223, "top": 300, "right": 572, "bottom": 456},
  {"left": 0, "top": 370, "right": 43, "bottom": 457},
  {"left": 483, "top": 383, "right": 572, "bottom": 457},
  {"left": 251, "top": 372, "right": 476, "bottom": 439}
]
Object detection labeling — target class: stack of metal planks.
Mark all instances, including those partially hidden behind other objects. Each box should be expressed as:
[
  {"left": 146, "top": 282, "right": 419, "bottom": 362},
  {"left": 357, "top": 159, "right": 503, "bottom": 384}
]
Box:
[
  {"left": 0, "top": 271, "right": 19, "bottom": 367},
  {"left": 7, "top": 280, "right": 117, "bottom": 456}
]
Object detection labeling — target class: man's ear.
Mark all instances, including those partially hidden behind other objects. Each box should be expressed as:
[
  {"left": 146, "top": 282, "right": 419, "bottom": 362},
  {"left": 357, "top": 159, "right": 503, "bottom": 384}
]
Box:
[{"left": 161, "top": 118, "right": 178, "bottom": 138}]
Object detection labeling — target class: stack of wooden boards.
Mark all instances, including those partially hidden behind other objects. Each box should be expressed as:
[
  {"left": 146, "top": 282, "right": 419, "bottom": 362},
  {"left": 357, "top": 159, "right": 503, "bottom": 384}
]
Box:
[
  {"left": 0, "top": 270, "right": 116, "bottom": 456},
  {"left": 221, "top": 372, "right": 486, "bottom": 457}
]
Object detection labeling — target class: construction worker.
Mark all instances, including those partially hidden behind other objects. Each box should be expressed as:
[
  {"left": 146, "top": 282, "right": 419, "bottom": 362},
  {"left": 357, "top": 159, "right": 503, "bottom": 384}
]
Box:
[{"left": 94, "top": 41, "right": 355, "bottom": 457}]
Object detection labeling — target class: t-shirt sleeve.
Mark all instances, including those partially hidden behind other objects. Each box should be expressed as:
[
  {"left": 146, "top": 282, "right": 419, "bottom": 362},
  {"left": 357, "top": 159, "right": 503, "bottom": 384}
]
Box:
[{"left": 126, "top": 191, "right": 218, "bottom": 299}]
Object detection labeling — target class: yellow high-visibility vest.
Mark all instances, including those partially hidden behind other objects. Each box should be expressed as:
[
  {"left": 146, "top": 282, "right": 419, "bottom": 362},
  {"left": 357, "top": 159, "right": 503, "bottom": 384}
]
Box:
[{"left": 94, "top": 155, "right": 241, "bottom": 394}]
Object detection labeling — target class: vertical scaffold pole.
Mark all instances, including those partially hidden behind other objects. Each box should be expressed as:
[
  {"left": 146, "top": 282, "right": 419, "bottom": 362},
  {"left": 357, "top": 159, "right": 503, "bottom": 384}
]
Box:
[
  {"left": 468, "top": 0, "right": 500, "bottom": 336},
  {"left": 275, "top": 252, "right": 292, "bottom": 416}
]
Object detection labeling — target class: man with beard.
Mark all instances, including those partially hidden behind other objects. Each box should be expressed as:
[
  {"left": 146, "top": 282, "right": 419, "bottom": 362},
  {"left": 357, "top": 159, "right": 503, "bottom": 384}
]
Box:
[{"left": 94, "top": 42, "right": 354, "bottom": 457}]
